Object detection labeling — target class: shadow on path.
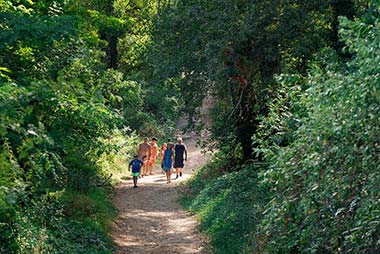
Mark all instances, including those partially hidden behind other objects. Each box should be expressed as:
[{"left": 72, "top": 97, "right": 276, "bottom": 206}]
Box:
[{"left": 111, "top": 137, "right": 211, "bottom": 254}]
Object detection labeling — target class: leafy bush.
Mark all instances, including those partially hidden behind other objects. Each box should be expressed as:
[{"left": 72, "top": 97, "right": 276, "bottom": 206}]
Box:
[
  {"left": 0, "top": 1, "right": 163, "bottom": 253},
  {"left": 253, "top": 13, "right": 380, "bottom": 254},
  {"left": 97, "top": 129, "right": 140, "bottom": 176}
]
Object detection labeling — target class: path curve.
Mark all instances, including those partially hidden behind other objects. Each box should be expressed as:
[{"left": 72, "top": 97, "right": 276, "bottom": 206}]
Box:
[{"left": 111, "top": 133, "right": 210, "bottom": 254}]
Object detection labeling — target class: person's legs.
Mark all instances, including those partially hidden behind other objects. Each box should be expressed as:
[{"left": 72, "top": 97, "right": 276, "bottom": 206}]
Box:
[
  {"left": 148, "top": 159, "right": 155, "bottom": 175},
  {"left": 163, "top": 167, "right": 170, "bottom": 183},
  {"left": 142, "top": 163, "right": 148, "bottom": 176},
  {"left": 174, "top": 159, "right": 184, "bottom": 178},
  {"left": 146, "top": 162, "right": 151, "bottom": 175},
  {"left": 148, "top": 165, "right": 152, "bottom": 175},
  {"left": 175, "top": 168, "right": 179, "bottom": 179},
  {"left": 133, "top": 176, "right": 138, "bottom": 187}
]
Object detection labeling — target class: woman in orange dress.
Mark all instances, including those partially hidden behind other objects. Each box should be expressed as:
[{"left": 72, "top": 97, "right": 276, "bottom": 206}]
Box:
[{"left": 147, "top": 137, "right": 159, "bottom": 175}]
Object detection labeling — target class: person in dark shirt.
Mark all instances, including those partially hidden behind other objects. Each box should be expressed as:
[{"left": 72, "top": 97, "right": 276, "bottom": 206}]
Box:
[
  {"left": 174, "top": 137, "right": 187, "bottom": 179},
  {"left": 129, "top": 155, "right": 144, "bottom": 188}
]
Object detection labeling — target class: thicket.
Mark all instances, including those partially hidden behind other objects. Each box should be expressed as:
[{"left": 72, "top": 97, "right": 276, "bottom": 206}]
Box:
[
  {"left": 252, "top": 15, "right": 380, "bottom": 253},
  {"left": 151, "top": 0, "right": 380, "bottom": 253},
  {"left": 0, "top": 0, "right": 176, "bottom": 253}
]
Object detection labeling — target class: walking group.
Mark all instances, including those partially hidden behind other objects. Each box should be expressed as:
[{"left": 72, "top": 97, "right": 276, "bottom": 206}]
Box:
[{"left": 128, "top": 137, "right": 188, "bottom": 188}]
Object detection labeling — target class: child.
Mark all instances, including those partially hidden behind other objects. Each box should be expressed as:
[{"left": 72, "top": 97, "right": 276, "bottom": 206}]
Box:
[
  {"left": 129, "top": 155, "right": 144, "bottom": 188},
  {"left": 162, "top": 144, "right": 173, "bottom": 183}
]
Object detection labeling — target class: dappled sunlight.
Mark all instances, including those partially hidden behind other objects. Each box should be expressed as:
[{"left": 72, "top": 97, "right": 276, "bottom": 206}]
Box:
[{"left": 111, "top": 131, "right": 211, "bottom": 254}]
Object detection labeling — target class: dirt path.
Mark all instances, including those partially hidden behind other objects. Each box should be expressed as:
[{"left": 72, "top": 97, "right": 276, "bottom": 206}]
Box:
[{"left": 111, "top": 132, "right": 211, "bottom": 254}]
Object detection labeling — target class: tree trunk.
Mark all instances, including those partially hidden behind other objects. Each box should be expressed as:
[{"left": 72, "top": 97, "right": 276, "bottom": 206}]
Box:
[
  {"left": 100, "top": 0, "right": 118, "bottom": 69},
  {"left": 108, "top": 34, "right": 118, "bottom": 69},
  {"left": 235, "top": 91, "right": 256, "bottom": 161},
  {"left": 188, "top": 110, "right": 194, "bottom": 128},
  {"left": 332, "top": 0, "right": 355, "bottom": 54},
  {"left": 99, "top": 32, "right": 119, "bottom": 69}
]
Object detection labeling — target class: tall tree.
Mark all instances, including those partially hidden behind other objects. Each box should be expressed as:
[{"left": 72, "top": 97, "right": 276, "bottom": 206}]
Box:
[{"left": 147, "top": 0, "right": 363, "bottom": 160}]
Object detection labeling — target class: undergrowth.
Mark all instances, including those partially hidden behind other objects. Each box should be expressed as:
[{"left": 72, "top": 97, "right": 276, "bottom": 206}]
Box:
[
  {"left": 182, "top": 154, "right": 268, "bottom": 254},
  {"left": 3, "top": 187, "right": 116, "bottom": 254},
  {"left": 50, "top": 188, "right": 116, "bottom": 254}
]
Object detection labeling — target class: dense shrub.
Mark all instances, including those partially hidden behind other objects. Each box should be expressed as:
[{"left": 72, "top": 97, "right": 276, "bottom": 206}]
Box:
[
  {"left": 0, "top": 68, "right": 125, "bottom": 253},
  {"left": 253, "top": 15, "right": 380, "bottom": 253},
  {"left": 0, "top": 1, "right": 166, "bottom": 253}
]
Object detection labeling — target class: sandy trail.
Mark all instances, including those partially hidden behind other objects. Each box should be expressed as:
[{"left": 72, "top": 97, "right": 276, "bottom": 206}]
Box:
[{"left": 111, "top": 132, "right": 210, "bottom": 254}]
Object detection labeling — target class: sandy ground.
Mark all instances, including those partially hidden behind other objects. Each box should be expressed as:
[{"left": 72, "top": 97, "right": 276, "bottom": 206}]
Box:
[{"left": 111, "top": 132, "right": 211, "bottom": 254}]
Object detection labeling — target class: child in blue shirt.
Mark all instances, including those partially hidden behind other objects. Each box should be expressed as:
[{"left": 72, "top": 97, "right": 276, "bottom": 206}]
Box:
[{"left": 129, "top": 155, "right": 144, "bottom": 188}]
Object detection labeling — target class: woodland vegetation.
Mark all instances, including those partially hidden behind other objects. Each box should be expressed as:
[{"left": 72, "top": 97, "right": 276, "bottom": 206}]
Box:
[
  {"left": 1, "top": 0, "right": 380, "bottom": 253},
  {"left": 0, "top": 1, "right": 175, "bottom": 253}
]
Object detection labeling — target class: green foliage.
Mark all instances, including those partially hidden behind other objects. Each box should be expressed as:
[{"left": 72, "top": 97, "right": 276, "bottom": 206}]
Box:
[
  {"left": 0, "top": 70, "right": 120, "bottom": 252},
  {"left": 47, "top": 219, "right": 113, "bottom": 254},
  {"left": 4, "top": 0, "right": 380, "bottom": 253},
  {"left": 1, "top": 187, "right": 115, "bottom": 254},
  {"left": 97, "top": 129, "right": 140, "bottom": 175},
  {"left": 87, "top": 9, "right": 130, "bottom": 36},
  {"left": 252, "top": 14, "right": 380, "bottom": 253},
  {"left": 0, "top": 0, "right": 171, "bottom": 253},
  {"left": 63, "top": 188, "right": 116, "bottom": 230},
  {"left": 183, "top": 158, "right": 268, "bottom": 254},
  {"left": 0, "top": 9, "right": 79, "bottom": 83},
  {"left": 181, "top": 2, "right": 380, "bottom": 254},
  {"left": 147, "top": 0, "right": 367, "bottom": 159}
]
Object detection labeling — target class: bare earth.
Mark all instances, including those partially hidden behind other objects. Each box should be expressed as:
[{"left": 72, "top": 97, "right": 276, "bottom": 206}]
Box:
[{"left": 111, "top": 133, "right": 211, "bottom": 254}]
